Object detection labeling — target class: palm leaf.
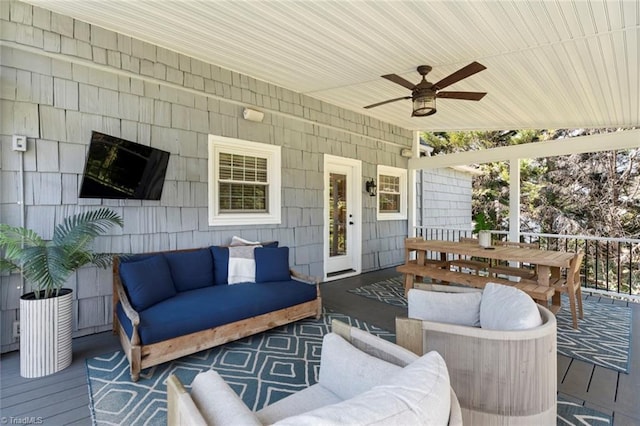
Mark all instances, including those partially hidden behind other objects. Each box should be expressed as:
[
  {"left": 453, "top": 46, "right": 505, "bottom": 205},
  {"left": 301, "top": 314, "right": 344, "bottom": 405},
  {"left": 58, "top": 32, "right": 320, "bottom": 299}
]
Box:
[
  {"left": 0, "top": 225, "right": 45, "bottom": 256},
  {"left": 0, "top": 209, "right": 123, "bottom": 298},
  {"left": 20, "top": 246, "right": 58, "bottom": 295},
  {"left": 0, "top": 225, "right": 46, "bottom": 275},
  {"left": 91, "top": 252, "right": 120, "bottom": 268},
  {"left": 0, "top": 258, "right": 18, "bottom": 273},
  {"left": 53, "top": 208, "right": 123, "bottom": 249}
]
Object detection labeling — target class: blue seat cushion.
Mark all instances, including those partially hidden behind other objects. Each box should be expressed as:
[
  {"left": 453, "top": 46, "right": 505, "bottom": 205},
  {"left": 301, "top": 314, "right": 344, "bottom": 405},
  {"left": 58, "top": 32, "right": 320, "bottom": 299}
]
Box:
[
  {"left": 255, "top": 247, "right": 291, "bottom": 282},
  {"left": 119, "top": 255, "right": 177, "bottom": 311},
  {"left": 116, "top": 280, "right": 317, "bottom": 345},
  {"left": 210, "top": 246, "right": 229, "bottom": 285},
  {"left": 164, "top": 248, "right": 215, "bottom": 292}
]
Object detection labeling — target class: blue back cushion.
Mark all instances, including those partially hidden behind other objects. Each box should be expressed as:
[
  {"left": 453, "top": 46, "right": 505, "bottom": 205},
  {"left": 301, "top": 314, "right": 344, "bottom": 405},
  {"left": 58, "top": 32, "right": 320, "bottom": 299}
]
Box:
[
  {"left": 119, "top": 255, "right": 177, "bottom": 311},
  {"left": 255, "top": 247, "right": 291, "bottom": 283},
  {"left": 210, "top": 246, "right": 229, "bottom": 285},
  {"left": 164, "top": 249, "right": 215, "bottom": 292}
]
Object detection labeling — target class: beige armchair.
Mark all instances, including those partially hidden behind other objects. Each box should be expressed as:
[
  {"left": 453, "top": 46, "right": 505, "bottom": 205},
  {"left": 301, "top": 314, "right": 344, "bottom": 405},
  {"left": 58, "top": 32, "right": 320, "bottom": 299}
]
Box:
[
  {"left": 397, "top": 284, "right": 557, "bottom": 426},
  {"left": 168, "top": 319, "right": 463, "bottom": 426}
]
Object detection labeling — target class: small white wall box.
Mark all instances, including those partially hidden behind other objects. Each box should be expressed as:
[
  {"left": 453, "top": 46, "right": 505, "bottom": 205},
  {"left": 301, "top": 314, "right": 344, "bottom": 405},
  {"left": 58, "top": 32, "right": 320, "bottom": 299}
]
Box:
[
  {"left": 401, "top": 148, "right": 413, "bottom": 158},
  {"left": 12, "top": 135, "right": 27, "bottom": 151},
  {"left": 242, "top": 108, "right": 264, "bottom": 122}
]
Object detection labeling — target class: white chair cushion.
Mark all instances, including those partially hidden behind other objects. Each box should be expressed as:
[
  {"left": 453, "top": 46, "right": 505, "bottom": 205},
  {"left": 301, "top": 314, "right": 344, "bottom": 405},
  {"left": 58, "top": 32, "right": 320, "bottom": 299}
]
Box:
[
  {"left": 275, "top": 351, "right": 451, "bottom": 426},
  {"left": 318, "top": 333, "right": 400, "bottom": 401},
  {"left": 480, "top": 282, "right": 543, "bottom": 330},
  {"left": 190, "top": 370, "right": 262, "bottom": 426},
  {"left": 408, "top": 288, "right": 482, "bottom": 327},
  {"left": 257, "top": 384, "right": 342, "bottom": 424}
]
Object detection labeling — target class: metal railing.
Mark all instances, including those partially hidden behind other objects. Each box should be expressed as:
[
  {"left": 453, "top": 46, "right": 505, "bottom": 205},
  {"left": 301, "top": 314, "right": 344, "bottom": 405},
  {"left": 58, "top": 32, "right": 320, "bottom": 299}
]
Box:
[{"left": 415, "top": 226, "right": 640, "bottom": 298}]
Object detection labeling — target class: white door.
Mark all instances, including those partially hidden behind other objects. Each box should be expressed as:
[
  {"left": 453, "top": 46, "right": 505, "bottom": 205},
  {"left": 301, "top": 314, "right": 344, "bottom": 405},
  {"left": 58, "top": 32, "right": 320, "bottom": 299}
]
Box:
[{"left": 324, "top": 155, "right": 362, "bottom": 280}]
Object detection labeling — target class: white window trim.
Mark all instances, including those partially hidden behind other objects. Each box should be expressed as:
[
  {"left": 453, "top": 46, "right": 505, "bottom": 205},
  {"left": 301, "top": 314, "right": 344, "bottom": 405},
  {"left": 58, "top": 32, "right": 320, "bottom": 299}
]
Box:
[
  {"left": 208, "top": 135, "right": 281, "bottom": 226},
  {"left": 376, "top": 165, "right": 407, "bottom": 221}
]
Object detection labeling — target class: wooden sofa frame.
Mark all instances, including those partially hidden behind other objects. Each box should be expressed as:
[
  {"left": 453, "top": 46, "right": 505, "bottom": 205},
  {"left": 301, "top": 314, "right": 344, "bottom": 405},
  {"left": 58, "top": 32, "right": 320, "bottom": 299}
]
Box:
[{"left": 112, "top": 249, "right": 322, "bottom": 381}]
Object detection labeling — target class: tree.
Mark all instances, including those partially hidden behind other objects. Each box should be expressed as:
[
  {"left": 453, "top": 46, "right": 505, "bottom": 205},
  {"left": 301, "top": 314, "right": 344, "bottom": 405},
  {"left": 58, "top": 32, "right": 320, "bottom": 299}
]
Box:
[{"left": 421, "top": 128, "right": 639, "bottom": 238}]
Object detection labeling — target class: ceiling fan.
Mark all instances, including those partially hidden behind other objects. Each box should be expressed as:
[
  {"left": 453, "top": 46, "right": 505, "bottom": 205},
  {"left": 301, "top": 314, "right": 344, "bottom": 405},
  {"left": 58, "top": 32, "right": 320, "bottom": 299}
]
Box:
[{"left": 364, "top": 62, "right": 487, "bottom": 117}]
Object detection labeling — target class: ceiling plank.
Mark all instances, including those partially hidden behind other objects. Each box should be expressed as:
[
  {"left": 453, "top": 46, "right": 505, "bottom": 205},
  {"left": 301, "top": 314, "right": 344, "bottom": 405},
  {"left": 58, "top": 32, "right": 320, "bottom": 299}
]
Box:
[{"left": 23, "top": 0, "right": 640, "bottom": 132}]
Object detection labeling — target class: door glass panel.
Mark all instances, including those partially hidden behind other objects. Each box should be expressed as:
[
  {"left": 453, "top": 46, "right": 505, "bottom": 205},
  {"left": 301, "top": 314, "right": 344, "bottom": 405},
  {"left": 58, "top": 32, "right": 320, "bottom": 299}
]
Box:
[{"left": 329, "top": 173, "right": 347, "bottom": 257}]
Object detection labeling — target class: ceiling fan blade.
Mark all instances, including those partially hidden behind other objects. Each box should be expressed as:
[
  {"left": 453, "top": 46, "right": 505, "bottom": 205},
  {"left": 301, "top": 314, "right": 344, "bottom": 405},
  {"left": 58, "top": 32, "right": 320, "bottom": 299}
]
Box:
[
  {"left": 437, "top": 91, "right": 487, "bottom": 101},
  {"left": 381, "top": 74, "right": 416, "bottom": 90},
  {"left": 433, "top": 62, "right": 486, "bottom": 90},
  {"left": 364, "top": 96, "right": 412, "bottom": 109}
]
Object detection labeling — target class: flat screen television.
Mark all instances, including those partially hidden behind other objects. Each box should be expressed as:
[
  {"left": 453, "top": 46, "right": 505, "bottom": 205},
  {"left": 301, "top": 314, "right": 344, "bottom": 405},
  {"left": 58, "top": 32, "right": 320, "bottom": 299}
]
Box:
[{"left": 79, "top": 131, "right": 170, "bottom": 200}]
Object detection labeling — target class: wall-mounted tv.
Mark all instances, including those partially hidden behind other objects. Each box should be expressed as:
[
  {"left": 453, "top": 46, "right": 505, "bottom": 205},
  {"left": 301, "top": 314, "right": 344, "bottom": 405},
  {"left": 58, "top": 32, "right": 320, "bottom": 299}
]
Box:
[{"left": 79, "top": 131, "right": 170, "bottom": 200}]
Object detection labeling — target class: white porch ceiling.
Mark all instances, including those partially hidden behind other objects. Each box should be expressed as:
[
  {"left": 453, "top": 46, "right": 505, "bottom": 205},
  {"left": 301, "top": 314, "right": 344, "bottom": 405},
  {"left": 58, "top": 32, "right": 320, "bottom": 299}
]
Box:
[{"left": 26, "top": 0, "right": 640, "bottom": 132}]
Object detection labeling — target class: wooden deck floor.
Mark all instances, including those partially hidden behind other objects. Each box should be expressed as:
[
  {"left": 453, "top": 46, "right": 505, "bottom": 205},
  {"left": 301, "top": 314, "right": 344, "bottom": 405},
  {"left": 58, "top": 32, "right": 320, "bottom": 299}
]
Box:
[{"left": 1, "top": 268, "right": 638, "bottom": 425}]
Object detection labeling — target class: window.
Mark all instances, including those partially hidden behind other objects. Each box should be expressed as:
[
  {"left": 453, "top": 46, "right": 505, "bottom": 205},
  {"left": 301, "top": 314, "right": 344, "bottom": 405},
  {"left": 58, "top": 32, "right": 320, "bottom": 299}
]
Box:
[
  {"left": 377, "top": 165, "right": 407, "bottom": 220},
  {"left": 208, "top": 135, "right": 281, "bottom": 226}
]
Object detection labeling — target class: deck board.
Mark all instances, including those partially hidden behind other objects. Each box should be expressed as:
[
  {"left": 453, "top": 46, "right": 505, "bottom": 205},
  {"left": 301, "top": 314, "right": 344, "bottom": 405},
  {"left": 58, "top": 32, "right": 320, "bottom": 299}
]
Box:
[
  {"left": 3, "top": 375, "right": 88, "bottom": 410},
  {"left": 586, "top": 366, "right": 621, "bottom": 408},
  {"left": 558, "top": 358, "right": 595, "bottom": 397},
  {"left": 557, "top": 354, "right": 572, "bottom": 381},
  {"left": 609, "top": 301, "right": 640, "bottom": 419},
  {"left": 1, "top": 268, "right": 638, "bottom": 424}
]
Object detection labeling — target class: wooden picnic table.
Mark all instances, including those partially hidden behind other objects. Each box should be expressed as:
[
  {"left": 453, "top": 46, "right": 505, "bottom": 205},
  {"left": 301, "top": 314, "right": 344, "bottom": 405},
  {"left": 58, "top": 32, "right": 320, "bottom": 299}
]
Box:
[{"left": 400, "top": 239, "right": 576, "bottom": 310}]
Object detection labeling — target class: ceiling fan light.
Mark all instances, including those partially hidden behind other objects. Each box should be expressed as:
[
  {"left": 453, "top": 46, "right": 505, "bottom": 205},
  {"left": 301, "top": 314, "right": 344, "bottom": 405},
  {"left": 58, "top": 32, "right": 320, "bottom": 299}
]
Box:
[{"left": 412, "top": 94, "right": 436, "bottom": 117}]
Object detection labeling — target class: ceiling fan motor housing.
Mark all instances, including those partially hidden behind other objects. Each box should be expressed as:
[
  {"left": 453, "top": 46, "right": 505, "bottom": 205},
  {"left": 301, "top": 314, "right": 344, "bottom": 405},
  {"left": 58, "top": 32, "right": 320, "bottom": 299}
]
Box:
[{"left": 412, "top": 87, "right": 437, "bottom": 116}]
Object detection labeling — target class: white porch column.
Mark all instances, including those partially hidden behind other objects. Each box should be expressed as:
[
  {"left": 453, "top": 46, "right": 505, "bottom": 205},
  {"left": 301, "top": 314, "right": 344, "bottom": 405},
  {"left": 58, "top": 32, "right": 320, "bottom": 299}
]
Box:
[
  {"left": 407, "top": 131, "right": 419, "bottom": 237},
  {"left": 509, "top": 158, "right": 521, "bottom": 242}
]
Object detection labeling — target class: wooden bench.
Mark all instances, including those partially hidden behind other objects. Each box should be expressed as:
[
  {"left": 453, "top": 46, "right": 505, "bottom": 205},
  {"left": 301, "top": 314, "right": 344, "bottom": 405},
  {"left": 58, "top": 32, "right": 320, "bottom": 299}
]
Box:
[{"left": 396, "top": 263, "right": 555, "bottom": 303}]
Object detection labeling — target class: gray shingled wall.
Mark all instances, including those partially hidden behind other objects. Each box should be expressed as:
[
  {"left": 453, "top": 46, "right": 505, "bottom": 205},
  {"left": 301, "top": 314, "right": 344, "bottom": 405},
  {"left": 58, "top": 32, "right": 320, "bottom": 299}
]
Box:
[
  {"left": 0, "top": 1, "right": 426, "bottom": 352},
  {"left": 418, "top": 168, "right": 474, "bottom": 229}
]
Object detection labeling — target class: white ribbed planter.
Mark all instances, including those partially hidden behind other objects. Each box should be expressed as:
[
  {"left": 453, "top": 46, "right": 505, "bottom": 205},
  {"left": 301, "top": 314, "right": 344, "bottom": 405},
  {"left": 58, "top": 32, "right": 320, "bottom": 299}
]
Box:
[
  {"left": 478, "top": 231, "right": 492, "bottom": 248},
  {"left": 20, "top": 289, "right": 73, "bottom": 378}
]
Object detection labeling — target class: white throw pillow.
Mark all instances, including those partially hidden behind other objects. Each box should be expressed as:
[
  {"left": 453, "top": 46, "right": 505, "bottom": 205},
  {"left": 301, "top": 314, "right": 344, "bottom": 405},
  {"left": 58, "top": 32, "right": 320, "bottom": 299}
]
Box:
[
  {"left": 480, "top": 282, "right": 543, "bottom": 330},
  {"left": 276, "top": 351, "right": 451, "bottom": 426},
  {"left": 408, "top": 288, "right": 482, "bottom": 327},
  {"left": 230, "top": 235, "right": 261, "bottom": 246},
  {"left": 227, "top": 245, "right": 260, "bottom": 284},
  {"left": 318, "top": 333, "right": 400, "bottom": 401}
]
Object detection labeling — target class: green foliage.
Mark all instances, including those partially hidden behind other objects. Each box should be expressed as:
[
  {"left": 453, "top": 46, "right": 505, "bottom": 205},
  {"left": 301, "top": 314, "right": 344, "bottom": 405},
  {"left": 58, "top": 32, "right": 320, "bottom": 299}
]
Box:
[
  {"left": 422, "top": 128, "right": 639, "bottom": 238},
  {"left": 472, "top": 212, "right": 494, "bottom": 233},
  {"left": 0, "top": 208, "right": 123, "bottom": 299}
]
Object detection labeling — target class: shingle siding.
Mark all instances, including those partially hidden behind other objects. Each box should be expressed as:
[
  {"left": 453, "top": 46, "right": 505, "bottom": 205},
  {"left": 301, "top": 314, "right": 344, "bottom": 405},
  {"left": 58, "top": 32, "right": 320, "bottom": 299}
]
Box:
[
  {"left": 418, "top": 168, "right": 474, "bottom": 230},
  {"left": 0, "top": 0, "right": 470, "bottom": 353}
]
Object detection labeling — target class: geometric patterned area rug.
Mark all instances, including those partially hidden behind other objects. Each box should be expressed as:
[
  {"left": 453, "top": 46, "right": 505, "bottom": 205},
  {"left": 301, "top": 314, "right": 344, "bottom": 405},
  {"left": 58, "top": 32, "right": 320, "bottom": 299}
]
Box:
[
  {"left": 348, "top": 276, "right": 632, "bottom": 374},
  {"left": 557, "top": 395, "right": 612, "bottom": 425},
  {"left": 86, "top": 311, "right": 391, "bottom": 426},
  {"left": 87, "top": 310, "right": 613, "bottom": 426}
]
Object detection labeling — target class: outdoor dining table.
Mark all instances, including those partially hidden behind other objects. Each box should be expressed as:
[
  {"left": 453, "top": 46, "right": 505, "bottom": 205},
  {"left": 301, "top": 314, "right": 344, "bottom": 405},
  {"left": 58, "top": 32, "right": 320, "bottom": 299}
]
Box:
[{"left": 403, "top": 239, "right": 576, "bottom": 310}]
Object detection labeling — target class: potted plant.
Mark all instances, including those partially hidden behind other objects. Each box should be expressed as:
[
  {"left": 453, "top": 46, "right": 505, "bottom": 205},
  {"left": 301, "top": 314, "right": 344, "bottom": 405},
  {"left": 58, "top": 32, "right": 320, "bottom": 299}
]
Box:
[
  {"left": 473, "top": 212, "right": 493, "bottom": 248},
  {"left": 0, "top": 208, "right": 123, "bottom": 378}
]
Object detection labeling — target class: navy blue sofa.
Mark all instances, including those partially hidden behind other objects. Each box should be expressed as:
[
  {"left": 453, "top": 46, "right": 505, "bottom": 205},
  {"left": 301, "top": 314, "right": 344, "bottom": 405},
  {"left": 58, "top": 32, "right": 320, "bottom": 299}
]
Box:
[{"left": 113, "top": 244, "right": 321, "bottom": 381}]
